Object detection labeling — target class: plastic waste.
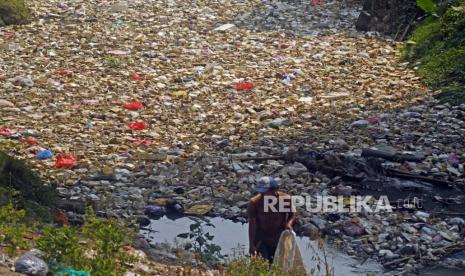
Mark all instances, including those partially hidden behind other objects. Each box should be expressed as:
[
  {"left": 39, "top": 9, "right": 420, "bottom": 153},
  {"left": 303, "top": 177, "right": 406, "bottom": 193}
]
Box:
[
  {"left": 367, "top": 117, "right": 383, "bottom": 124},
  {"left": 0, "top": 127, "right": 17, "bottom": 137},
  {"left": 234, "top": 82, "right": 255, "bottom": 91},
  {"left": 48, "top": 78, "right": 64, "bottom": 90},
  {"left": 0, "top": 99, "right": 14, "bottom": 107},
  {"left": 268, "top": 118, "right": 286, "bottom": 128},
  {"left": 14, "top": 250, "right": 48, "bottom": 276},
  {"left": 343, "top": 219, "right": 367, "bottom": 237},
  {"left": 273, "top": 230, "right": 307, "bottom": 274},
  {"left": 448, "top": 153, "right": 460, "bottom": 167},
  {"left": 311, "top": 0, "right": 321, "bottom": 6},
  {"left": 144, "top": 205, "right": 165, "bottom": 217},
  {"left": 54, "top": 211, "right": 69, "bottom": 225},
  {"left": 55, "top": 70, "right": 72, "bottom": 77},
  {"left": 124, "top": 101, "right": 144, "bottom": 111},
  {"left": 36, "top": 150, "right": 53, "bottom": 160},
  {"left": 55, "top": 153, "right": 77, "bottom": 168},
  {"left": 129, "top": 121, "right": 148, "bottom": 130},
  {"left": 22, "top": 136, "right": 39, "bottom": 145},
  {"left": 11, "top": 76, "right": 34, "bottom": 87},
  {"left": 132, "top": 140, "right": 152, "bottom": 146},
  {"left": 58, "top": 267, "right": 90, "bottom": 276},
  {"left": 131, "top": 72, "right": 143, "bottom": 81},
  {"left": 350, "top": 120, "right": 369, "bottom": 128}
]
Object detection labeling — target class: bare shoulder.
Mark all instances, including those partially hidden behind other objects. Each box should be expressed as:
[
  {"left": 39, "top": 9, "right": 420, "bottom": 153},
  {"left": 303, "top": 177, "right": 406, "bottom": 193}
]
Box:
[{"left": 249, "top": 194, "right": 262, "bottom": 204}]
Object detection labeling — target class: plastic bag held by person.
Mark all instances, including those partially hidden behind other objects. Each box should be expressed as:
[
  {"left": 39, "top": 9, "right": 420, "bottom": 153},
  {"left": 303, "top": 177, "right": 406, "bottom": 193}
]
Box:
[{"left": 273, "top": 230, "right": 307, "bottom": 275}]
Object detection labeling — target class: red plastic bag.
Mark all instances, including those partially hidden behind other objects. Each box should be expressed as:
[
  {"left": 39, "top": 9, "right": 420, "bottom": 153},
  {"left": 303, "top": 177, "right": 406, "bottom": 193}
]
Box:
[
  {"left": 123, "top": 101, "right": 144, "bottom": 111},
  {"left": 367, "top": 117, "right": 383, "bottom": 124},
  {"left": 131, "top": 72, "right": 143, "bottom": 81},
  {"left": 56, "top": 70, "right": 72, "bottom": 77},
  {"left": 234, "top": 82, "right": 255, "bottom": 91},
  {"left": 132, "top": 140, "right": 152, "bottom": 146},
  {"left": 22, "top": 136, "right": 38, "bottom": 145},
  {"left": 129, "top": 121, "right": 147, "bottom": 130},
  {"left": 311, "top": 0, "right": 321, "bottom": 6},
  {"left": 0, "top": 127, "right": 17, "bottom": 137},
  {"left": 55, "top": 153, "right": 77, "bottom": 168},
  {"left": 54, "top": 211, "right": 69, "bottom": 225}
]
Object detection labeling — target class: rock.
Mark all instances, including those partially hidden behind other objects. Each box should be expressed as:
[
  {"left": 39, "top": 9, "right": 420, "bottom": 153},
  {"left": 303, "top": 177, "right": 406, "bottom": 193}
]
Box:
[
  {"left": 184, "top": 204, "right": 213, "bottom": 216},
  {"left": 14, "top": 250, "right": 48, "bottom": 276},
  {"left": 447, "top": 217, "right": 465, "bottom": 226},
  {"left": 283, "top": 162, "right": 308, "bottom": 177},
  {"left": 439, "top": 231, "right": 458, "bottom": 242},
  {"left": 300, "top": 223, "right": 320, "bottom": 239},
  {"left": 309, "top": 217, "right": 327, "bottom": 230},
  {"left": 343, "top": 219, "right": 366, "bottom": 237},
  {"left": 414, "top": 211, "right": 430, "bottom": 222},
  {"left": 379, "top": 249, "right": 398, "bottom": 259},
  {"left": 331, "top": 184, "right": 352, "bottom": 197}
]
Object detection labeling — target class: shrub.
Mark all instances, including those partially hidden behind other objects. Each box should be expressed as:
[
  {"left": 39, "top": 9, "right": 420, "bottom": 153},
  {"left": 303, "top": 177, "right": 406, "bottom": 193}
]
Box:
[
  {"left": 177, "top": 218, "right": 223, "bottom": 266},
  {"left": 0, "top": 0, "right": 30, "bottom": 26},
  {"left": 0, "top": 203, "right": 30, "bottom": 256},
  {"left": 226, "top": 256, "right": 285, "bottom": 276},
  {"left": 37, "top": 207, "right": 136, "bottom": 275},
  {"left": 404, "top": 0, "right": 465, "bottom": 104},
  {"left": 0, "top": 152, "right": 56, "bottom": 221}
]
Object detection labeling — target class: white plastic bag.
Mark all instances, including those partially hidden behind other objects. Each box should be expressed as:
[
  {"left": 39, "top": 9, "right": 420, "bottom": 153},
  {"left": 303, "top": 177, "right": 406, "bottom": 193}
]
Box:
[{"left": 273, "top": 230, "right": 307, "bottom": 275}]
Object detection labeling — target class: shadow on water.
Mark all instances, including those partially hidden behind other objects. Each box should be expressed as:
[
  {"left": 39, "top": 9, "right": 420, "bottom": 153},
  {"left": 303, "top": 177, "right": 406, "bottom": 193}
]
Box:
[{"left": 140, "top": 216, "right": 383, "bottom": 275}]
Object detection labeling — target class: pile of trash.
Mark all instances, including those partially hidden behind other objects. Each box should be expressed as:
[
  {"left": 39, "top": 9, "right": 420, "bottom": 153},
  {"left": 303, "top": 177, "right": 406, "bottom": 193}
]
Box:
[
  {"left": 1, "top": 0, "right": 463, "bottom": 274},
  {"left": 235, "top": 0, "right": 363, "bottom": 36}
]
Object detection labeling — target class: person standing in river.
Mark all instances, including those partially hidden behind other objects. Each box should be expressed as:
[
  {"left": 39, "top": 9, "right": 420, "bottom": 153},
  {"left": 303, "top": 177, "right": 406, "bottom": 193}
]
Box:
[{"left": 247, "top": 176, "right": 297, "bottom": 262}]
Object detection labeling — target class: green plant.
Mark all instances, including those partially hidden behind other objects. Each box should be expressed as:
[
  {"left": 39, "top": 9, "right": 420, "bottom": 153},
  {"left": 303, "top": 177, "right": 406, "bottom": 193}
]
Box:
[
  {"left": 416, "top": 0, "right": 438, "bottom": 13},
  {"left": 226, "top": 256, "right": 285, "bottom": 276},
  {"left": 0, "top": 0, "right": 30, "bottom": 26},
  {"left": 0, "top": 203, "right": 30, "bottom": 256},
  {"left": 0, "top": 152, "right": 56, "bottom": 221},
  {"left": 177, "top": 218, "right": 223, "bottom": 266},
  {"left": 404, "top": 0, "right": 465, "bottom": 104},
  {"left": 37, "top": 207, "right": 136, "bottom": 275},
  {"left": 36, "top": 225, "right": 83, "bottom": 269},
  {"left": 81, "top": 207, "right": 136, "bottom": 276}
]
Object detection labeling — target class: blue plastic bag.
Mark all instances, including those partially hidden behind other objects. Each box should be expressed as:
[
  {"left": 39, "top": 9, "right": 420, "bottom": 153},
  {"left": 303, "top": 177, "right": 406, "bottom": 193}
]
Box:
[{"left": 36, "top": 150, "right": 53, "bottom": 160}]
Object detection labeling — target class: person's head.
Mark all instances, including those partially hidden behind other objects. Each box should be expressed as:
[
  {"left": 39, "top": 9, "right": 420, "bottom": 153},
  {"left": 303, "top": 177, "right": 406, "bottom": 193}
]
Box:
[{"left": 254, "top": 176, "right": 280, "bottom": 194}]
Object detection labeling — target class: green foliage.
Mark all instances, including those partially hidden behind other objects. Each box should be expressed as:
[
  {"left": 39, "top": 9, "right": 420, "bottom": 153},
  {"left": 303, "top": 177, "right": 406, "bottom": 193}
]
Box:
[
  {"left": 405, "top": 0, "right": 465, "bottom": 104},
  {"left": 436, "top": 85, "right": 465, "bottom": 105},
  {"left": 177, "top": 218, "right": 223, "bottom": 266},
  {"left": 226, "top": 256, "right": 285, "bottom": 276},
  {"left": 37, "top": 207, "right": 136, "bottom": 276},
  {"left": 0, "top": 0, "right": 30, "bottom": 26},
  {"left": 81, "top": 207, "right": 136, "bottom": 276},
  {"left": 0, "top": 203, "right": 30, "bottom": 256},
  {"left": 416, "top": 0, "right": 438, "bottom": 13},
  {"left": 36, "top": 225, "right": 83, "bottom": 269},
  {"left": 0, "top": 152, "right": 56, "bottom": 221}
]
